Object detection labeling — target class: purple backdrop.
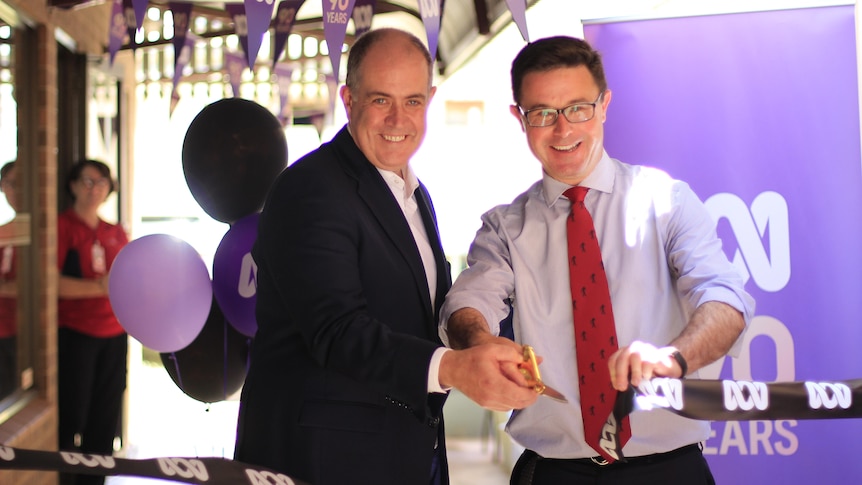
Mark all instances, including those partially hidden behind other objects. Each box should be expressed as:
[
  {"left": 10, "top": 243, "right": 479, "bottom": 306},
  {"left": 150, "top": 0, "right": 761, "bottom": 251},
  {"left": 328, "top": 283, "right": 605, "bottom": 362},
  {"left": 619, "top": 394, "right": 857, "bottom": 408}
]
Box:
[{"left": 585, "top": 5, "right": 862, "bottom": 482}]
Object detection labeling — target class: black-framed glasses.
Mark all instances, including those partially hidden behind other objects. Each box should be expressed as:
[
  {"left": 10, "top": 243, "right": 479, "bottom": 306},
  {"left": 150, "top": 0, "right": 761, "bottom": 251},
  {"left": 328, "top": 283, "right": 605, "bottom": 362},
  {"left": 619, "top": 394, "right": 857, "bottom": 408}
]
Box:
[
  {"left": 518, "top": 91, "right": 604, "bottom": 127},
  {"left": 79, "top": 177, "right": 110, "bottom": 190}
]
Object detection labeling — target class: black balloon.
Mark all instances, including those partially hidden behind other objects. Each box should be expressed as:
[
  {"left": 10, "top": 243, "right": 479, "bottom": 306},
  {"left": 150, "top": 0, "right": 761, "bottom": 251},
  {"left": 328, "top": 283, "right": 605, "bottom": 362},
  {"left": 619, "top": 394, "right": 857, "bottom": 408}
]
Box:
[
  {"left": 182, "top": 98, "right": 288, "bottom": 224},
  {"left": 160, "top": 296, "right": 251, "bottom": 403}
]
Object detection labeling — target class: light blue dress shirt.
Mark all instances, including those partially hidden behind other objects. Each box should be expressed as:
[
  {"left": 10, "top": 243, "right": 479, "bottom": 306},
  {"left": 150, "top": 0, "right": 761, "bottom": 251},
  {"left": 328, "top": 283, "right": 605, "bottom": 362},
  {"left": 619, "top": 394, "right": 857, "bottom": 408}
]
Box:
[{"left": 440, "top": 151, "right": 755, "bottom": 459}]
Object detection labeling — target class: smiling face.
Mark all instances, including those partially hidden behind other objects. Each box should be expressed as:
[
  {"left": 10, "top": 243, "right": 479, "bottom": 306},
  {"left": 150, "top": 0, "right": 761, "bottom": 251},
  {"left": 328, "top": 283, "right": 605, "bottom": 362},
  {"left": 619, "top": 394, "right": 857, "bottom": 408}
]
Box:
[
  {"left": 340, "top": 31, "right": 435, "bottom": 174},
  {"left": 510, "top": 66, "right": 611, "bottom": 186}
]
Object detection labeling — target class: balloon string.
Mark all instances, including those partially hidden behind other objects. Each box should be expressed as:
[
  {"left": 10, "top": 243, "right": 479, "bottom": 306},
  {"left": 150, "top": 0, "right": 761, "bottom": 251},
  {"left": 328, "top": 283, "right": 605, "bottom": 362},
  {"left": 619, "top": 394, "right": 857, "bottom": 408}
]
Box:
[
  {"left": 170, "top": 352, "right": 183, "bottom": 389},
  {"left": 223, "top": 319, "right": 228, "bottom": 401}
]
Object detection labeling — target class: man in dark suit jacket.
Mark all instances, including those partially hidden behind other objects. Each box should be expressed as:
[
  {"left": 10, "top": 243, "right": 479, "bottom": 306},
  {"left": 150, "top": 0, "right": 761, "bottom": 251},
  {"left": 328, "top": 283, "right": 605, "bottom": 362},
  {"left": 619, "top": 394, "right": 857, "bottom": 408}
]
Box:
[{"left": 234, "top": 28, "right": 538, "bottom": 485}]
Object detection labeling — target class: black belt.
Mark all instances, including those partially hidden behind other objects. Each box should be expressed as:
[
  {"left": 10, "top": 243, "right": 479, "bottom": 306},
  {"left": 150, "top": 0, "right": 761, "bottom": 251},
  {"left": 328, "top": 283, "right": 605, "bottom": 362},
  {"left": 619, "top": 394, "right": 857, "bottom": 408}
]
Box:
[{"left": 554, "top": 443, "right": 701, "bottom": 468}]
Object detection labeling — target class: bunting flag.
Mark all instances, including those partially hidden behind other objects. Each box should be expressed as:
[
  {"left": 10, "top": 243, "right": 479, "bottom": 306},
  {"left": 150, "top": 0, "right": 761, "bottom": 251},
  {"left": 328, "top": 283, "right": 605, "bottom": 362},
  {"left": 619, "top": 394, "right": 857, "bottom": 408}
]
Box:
[
  {"left": 225, "top": 4, "right": 252, "bottom": 72},
  {"left": 169, "top": 2, "right": 194, "bottom": 70},
  {"left": 417, "top": 0, "right": 442, "bottom": 60},
  {"left": 272, "top": 0, "right": 306, "bottom": 69},
  {"left": 107, "top": 0, "right": 125, "bottom": 65},
  {"left": 322, "top": 0, "right": 356, "bottom": 83},
  {"left": 505, "top": 0, "right": 529, "bottom": 42},
  {"left": 274, "top": 63, "right": 294, "bottom": 126},
  {"left": 170, "top": 34, "right": 198, "bottom": 117},
  {"left": 243, "top": 0, "right": 276, "bottom": 71},
  {"left": 122, "top": 0, "right": 138, "bottom": 51},
  {"left": 224, "top": 50, "right": 246, "bottom": 97},
  {"left": 352, "top": 0, "right": 376, "bottom": 37}
]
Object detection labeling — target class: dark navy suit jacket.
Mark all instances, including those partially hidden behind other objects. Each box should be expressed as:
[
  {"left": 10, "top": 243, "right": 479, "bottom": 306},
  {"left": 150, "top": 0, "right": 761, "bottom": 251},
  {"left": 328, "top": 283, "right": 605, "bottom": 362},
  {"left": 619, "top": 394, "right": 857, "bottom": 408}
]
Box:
[{"left": 235, "top": 126, "right": 452, "bottom": 485}]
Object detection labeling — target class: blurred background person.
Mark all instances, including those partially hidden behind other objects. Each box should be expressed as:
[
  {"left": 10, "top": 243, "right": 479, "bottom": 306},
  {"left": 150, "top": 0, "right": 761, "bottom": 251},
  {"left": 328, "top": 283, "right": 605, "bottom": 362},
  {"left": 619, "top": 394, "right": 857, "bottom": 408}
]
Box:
[
  {"left": 57, "top": 159, "right": 129, "bottom": 485},
  {"left": 0, "top": 160, "right": 20, "bottom": 400}
]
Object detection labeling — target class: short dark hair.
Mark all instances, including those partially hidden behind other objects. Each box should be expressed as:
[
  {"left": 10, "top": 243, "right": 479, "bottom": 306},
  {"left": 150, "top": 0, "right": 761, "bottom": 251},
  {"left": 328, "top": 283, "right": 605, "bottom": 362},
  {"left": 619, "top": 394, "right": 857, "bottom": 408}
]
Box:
[
  {"left": 0, "top": 161, "right": 15, "bottom": 184},
  {"left": 345, "top": 28, "right": 433, "bottom": 92},
  {"left": 510, "top": 36, "right": 607, "bottom": 105},
  {"left": 65, "top": 159, "right": 115, "bottom": 200}
]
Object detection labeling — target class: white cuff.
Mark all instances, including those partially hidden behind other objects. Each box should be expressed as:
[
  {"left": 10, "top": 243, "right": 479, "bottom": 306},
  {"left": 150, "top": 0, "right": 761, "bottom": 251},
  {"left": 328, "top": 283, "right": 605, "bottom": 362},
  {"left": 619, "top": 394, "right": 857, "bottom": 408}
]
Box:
[{"left": 427, "top": 347, "right": 452, "bottom": 394}]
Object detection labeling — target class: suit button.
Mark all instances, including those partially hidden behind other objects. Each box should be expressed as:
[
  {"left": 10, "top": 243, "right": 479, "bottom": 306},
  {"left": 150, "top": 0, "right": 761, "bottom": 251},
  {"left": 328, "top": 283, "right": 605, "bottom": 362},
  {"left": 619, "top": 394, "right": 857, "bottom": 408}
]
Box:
[{"left": 428, "top": 417, "right": 440, "bottom": 427}]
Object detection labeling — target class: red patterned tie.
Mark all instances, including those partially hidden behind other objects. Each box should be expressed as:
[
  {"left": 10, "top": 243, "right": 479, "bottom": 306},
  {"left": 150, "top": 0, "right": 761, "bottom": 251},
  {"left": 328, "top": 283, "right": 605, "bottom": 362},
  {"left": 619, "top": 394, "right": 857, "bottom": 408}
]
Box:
[{"left": 565, "top": 186, "right": 631, "bottom": 462}]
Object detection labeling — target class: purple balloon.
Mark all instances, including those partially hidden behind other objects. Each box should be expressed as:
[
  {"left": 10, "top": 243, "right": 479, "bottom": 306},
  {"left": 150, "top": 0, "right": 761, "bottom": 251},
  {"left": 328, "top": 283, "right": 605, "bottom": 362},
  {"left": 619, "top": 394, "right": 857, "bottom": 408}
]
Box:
[
  {"left": 212, "top": 212, "right": 259, "bottom": 337},
  {"left": 108, "top": 234, "right": 212, "bottom": 352}
]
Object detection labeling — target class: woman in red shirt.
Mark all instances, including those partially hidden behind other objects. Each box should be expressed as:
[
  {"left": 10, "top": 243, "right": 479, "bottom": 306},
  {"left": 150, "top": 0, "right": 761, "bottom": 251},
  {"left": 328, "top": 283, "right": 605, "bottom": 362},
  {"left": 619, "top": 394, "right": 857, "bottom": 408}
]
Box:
[{"left": 57, "top": 159, "right": 129, "bottom": 485}]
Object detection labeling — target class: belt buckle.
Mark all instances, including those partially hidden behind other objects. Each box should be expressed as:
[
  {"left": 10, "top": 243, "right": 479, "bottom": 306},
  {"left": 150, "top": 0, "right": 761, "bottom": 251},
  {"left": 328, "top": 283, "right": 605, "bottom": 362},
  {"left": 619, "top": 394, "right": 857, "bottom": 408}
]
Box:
[{"left": 590, "top": 456, "right": 610, "bottom": 466}]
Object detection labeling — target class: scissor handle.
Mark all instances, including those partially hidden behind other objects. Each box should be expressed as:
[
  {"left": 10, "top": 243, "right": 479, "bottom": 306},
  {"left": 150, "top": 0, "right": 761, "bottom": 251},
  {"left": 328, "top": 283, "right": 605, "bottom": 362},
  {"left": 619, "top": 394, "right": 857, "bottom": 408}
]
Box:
[{"left": 521, "top": 345, "right": 546, "bottom": 394}]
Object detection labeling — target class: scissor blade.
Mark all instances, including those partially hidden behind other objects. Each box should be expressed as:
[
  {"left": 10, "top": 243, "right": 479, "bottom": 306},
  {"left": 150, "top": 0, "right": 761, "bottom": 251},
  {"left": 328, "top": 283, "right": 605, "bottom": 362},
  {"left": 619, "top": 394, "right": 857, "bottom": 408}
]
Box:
[{"left": 540, "top": 383, "right": 568, "bottom": 403}]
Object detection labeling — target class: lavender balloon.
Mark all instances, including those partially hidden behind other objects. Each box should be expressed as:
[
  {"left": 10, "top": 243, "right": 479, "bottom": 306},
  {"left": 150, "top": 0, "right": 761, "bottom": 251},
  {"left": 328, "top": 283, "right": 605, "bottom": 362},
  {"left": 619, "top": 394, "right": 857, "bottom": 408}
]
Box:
[
  {"left": 212, "top": 212, "right": 259, "bottom": 337},
  {"left": 108, "top": 234, "right": 212, "bottom": 352}
]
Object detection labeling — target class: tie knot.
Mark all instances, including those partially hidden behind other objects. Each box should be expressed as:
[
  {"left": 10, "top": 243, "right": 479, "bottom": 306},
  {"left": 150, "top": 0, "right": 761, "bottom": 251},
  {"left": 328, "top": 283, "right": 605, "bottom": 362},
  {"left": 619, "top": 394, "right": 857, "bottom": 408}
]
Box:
[{"left": 564, "top": 186, "right": 589, "bottom": 204}]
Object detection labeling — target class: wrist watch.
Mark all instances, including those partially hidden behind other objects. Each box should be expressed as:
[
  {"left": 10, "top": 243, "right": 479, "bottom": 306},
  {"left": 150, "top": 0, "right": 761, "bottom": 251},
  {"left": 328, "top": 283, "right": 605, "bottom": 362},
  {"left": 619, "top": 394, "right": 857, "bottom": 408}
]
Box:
[{"left": 670, "top": 350, "right": 688, "bottom": 378}]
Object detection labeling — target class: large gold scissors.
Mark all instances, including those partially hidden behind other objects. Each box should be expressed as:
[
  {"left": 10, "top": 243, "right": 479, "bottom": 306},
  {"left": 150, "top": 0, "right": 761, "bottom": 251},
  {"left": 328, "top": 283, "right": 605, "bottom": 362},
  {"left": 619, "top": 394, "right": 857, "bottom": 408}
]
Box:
[{"left": 519, "top": 345, "right": 568, "bottom": 403}]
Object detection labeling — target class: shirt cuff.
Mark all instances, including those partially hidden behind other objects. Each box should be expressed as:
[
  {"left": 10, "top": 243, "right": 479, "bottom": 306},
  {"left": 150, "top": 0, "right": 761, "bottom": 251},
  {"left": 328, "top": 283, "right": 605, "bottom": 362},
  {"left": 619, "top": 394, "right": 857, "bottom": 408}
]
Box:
[{"left": 427, "top": 347, "right": 452, "bottom": 394}]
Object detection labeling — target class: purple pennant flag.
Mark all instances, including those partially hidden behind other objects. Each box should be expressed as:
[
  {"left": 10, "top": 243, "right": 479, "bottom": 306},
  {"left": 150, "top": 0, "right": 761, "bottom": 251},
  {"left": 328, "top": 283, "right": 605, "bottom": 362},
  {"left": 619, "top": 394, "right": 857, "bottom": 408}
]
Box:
[
  {"left": 169, "top": 2, "right": 193, "bottom": 70},
  {"left": 505, "top": 0, "right": 529, "bottom": 42},
  {"left": 107, "top": 0, "right": 125, "bottom": 65},
  {"left": 243, "top": 0, "right": 276, "bottom": 71},
  {"left": 272, "top": 0, "right": 306, "bottom": 68},
  {"left": 132, "top": 0, "right": 148, "bottom": 30},
  {"left": 122, "top": 0, "right": 138, "bottom": 51},
  {"left": 323, "top": 0, "right": 356, "bottom": 82},
  {"left": 274, "top": 63, "right": 294, "bottom": 126},
  {"left": 417, "top": 0, "right": 441, "bottom": 60},
  {"left": 224, "top": 50, "right": 246, "bottom": 97},
  {"left": 172, "top": 33, "right": 197, "bottom": 90},
  {"left": 352, "top": 0, "right": 376, "bottom": 37},
  {"left": 225, "top": 4, "right": 252, "bottom": 72}
]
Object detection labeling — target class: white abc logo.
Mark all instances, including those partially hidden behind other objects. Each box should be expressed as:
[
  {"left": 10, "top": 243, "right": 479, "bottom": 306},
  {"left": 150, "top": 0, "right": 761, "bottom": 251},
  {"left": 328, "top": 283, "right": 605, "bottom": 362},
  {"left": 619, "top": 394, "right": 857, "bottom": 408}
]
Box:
[
  {"left": 0, "top": 445, "right": 14, "bottom": 461},
  {"left": 238, "top": 252, "right": 258, "bottom": 298},
  {"left": 639, "top": 378, "right": 684, "bottom": 410},
  {"left": 705, "top": 191, "right": 790, "bottom": 292},
  {"left": 805, "top": 382, "right": 852, "bottom": 410},
  {"left": 157, "top": 458, "right": 209, "bottom": 481},
  {"left": 723, "top": 380, "right": 769, "bottom": 411},
  {"left": 353, "top": 4, "right": 374, "bottom": 31},
  {"left": 246, "top": 468, "right": 297, "bottom": 485},
  {"left": 60, "top": 452, "right": 116, "bottom": 469},
  {"left": 598, "top": 414, "right": 620, "bottom": 461}
]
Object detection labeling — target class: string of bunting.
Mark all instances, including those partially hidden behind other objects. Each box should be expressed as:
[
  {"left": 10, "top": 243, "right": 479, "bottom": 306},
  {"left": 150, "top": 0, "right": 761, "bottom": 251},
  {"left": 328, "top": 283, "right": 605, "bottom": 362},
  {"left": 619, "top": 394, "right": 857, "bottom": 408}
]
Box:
[
  {"left": 601, "top": 377, "right": 862, "bottom": 461},
  {"left": 0, "top": 446, "right": 309, "bottom": 485}
]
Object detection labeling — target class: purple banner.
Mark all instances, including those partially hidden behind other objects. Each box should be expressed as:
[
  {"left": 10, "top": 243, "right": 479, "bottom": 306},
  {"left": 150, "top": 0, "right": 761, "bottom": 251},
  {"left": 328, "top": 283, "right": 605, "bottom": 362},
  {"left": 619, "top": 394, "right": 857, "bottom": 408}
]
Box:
[
  {"left": 323, "top": 0, "right": 356, "bottom": 82},
  {"left": 584, "top": 5, "right": 862, "bottom": 483},
  {"left": 243, "top": 0, "right": 276, "bottom": 71},
  {"left": 274, "top": 63, "right": 294, "bottom": 125},
  {"left": 352, "top": 0, "right": 376, "bottom": 37},
  {"left": 224, "top": 50, "right": 246, "bottom": 97},
  {"left": 272, "top": 0, "right": 306, "bottom": 68},
  {"left": 108, "top": 0, "right": 125, "bottom": 65},
  {"left": 505, "top": 0, "right": 529, "bottom": 42},
  {"left": 417, "top": 0, "right": 441, "bottom": 60},
  {"left": 169, "top": 2, "right": 193, "bottom": 70},
  {"left": 122, "top": 0, "right": 138, "bottom": 51},
  {"left": 225, "top": 4, "right": 252, "bottom": 72}
]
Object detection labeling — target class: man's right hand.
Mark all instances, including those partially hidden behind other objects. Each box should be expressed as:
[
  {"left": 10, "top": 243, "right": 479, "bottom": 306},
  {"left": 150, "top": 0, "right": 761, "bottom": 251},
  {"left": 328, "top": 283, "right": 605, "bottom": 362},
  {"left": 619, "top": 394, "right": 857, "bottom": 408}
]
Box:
[{"left": 438, "top": 335, "right": 539, "bottom": 412}]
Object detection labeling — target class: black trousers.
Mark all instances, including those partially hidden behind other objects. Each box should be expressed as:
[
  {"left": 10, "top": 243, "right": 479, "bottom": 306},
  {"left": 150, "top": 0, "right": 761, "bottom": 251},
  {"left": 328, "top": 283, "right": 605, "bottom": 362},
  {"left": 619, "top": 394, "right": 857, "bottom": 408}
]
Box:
[
  {"left": 511, "top": 444, "right": 715, "bottom": 485},
  {"left": 58, "top": 329, "right": 128, "bottom": 485}
]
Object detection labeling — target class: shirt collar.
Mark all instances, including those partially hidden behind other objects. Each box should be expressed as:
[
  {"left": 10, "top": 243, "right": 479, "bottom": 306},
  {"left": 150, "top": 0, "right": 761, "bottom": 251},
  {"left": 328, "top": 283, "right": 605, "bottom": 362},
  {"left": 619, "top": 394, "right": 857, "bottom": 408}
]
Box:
[
  {"left": 541, "top": 150, "right": 614, "bottom": 206},
  {"left": 377, "top": 165, "right": 420, "bottom": 200}
]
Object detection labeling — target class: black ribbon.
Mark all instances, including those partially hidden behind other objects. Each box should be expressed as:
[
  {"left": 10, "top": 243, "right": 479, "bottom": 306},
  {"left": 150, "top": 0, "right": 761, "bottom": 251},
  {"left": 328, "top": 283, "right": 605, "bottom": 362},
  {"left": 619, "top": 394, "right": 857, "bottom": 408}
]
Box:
[
  {"left": 0, "top": 446, "right": 310, "bottom": 485},
  {"left": 605, "top": 377, "right": 862, "bottom": 460}
]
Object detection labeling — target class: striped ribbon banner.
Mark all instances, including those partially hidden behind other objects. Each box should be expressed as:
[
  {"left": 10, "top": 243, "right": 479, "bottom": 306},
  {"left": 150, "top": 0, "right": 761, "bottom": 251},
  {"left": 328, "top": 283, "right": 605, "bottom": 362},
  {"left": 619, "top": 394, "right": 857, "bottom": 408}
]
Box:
[
  {"left": 0, "top": 446, "right": 310, "bottom": 485},
  {"left": 601, "top": 378, "right": 862, "bottom": 461}
]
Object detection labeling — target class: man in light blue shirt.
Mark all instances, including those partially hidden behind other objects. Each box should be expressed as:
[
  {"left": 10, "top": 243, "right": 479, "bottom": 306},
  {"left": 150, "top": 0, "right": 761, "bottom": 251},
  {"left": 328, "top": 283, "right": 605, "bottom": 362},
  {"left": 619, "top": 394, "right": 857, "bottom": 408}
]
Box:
[{"left": 440, "top": 36, "right": 755, "bottom": 485}]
